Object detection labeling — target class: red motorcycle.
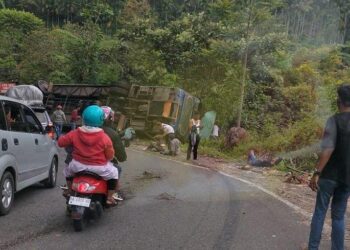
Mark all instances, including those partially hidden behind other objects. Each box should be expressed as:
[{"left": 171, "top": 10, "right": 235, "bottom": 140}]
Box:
[{"left": 64, "top": 171, "right": 109, "bottom": 232}]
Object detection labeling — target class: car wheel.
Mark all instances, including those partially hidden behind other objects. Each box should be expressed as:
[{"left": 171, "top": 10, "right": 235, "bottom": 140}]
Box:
[
  {"left": 0, "top": 172, "right": 15, "bottom": 215},
  {"left": 44, "top": 158, "right": 57, "bottom": 188}
]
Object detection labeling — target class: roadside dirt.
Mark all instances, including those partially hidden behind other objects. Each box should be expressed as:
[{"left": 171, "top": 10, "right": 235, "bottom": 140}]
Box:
[{"left": 130, "top": 140, "right": 350, "bottom": 244}]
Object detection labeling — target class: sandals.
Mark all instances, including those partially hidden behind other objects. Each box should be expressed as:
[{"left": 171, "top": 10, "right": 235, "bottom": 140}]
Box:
[{"left": 112, "top": 192, "right": 124, "bottom": 201}]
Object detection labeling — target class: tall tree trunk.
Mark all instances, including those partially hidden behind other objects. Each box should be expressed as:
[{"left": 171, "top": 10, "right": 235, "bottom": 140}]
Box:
[
  {"left": 236, "top": 48, "right": 248, "bottom": 128},
  {"left": 344, "top": 13, "right": 350, "bottom": 44},
  {"left": 236, "top": 0, "right": 252, "bottom": 128}
]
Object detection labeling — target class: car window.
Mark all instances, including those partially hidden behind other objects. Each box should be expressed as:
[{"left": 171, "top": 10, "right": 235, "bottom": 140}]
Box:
[
  {"left": 34, "top": 110, "right": 47, "bottom": 124},
  {"left": 0, "top": 102, "right": 7, "bottom": 130},
  {"left": 3, "top": 101, "right": 27, "bottom": 133},
  {"left": 23, "top": 106, "right": 43, "bottom": 134}
]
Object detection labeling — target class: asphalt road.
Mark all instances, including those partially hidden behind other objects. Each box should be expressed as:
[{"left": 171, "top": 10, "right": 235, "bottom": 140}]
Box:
[{"left": 0, "top": 149, "right": 329, "bottom": 250}]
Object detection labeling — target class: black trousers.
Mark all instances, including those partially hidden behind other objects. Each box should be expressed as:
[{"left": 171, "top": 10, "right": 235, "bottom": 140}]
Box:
[{"left": 187, "top": 134, "right": 200, "bottom": 160}]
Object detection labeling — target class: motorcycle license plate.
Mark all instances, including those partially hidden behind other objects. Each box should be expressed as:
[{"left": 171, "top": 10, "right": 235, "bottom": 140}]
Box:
[{"left": 68, "top": 196, "right": 91, "bottom": 208}]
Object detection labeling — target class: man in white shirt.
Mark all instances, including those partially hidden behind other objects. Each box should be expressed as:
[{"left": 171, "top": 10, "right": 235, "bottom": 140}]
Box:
[
  {"left": 161, "top": 123, "right": 175, "bottom": 135},
  {"left": 154, "top": 121, "right": 175, "bottom": 151}
]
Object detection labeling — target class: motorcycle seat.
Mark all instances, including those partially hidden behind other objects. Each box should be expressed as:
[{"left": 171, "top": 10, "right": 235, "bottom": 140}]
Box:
[{"left": 75, "top": 171, "right": 103, "bottom": 180}]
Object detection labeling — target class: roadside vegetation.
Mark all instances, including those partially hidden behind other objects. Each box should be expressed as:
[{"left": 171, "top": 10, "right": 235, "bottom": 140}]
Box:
[{"left": 1, "top": 0, "right": 350, "bottom": 170}]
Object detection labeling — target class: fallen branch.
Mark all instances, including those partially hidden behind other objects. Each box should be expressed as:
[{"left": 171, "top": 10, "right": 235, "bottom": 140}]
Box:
[{"left": 285, "top": 165, "right": 308, "bottom": 174}]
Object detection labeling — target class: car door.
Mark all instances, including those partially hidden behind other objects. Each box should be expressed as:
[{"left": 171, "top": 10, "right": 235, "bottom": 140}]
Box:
[
  {"left": 2, "top": 101, "right": 36, "bottom": 183},
  {"left": 0, "top": 101, "right": 11, "bottom": 165},
  {"left": 22, "top": 105, "right": 51, "bottom": 174}
]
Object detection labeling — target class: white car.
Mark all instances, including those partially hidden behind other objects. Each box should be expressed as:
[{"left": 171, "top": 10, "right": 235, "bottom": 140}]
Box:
[{"left": 0, "top": 96, "right": 59, "bottom": 215}]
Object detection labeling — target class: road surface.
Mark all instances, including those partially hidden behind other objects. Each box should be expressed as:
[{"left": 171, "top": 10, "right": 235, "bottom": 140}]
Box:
[{"left": 0, "top": 149, "right": 328, "bottom": 249}]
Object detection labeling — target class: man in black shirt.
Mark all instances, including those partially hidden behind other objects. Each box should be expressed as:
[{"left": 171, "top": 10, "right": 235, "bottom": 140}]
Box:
[{"left": 308, "top": 84, "right": 350, "bottom": 250}]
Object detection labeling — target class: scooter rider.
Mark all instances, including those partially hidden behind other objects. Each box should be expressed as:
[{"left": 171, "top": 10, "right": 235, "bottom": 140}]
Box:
[
  {"left": 58, "top": 105, "right": 118, "bottom": 205},
  {"left": 101, "top": 106, "right": 127, "bottom": 201}
]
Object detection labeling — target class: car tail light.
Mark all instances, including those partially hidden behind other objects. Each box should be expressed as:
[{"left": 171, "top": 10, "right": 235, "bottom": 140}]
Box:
[
  {"left": 46, "top": 125, "right": 55, "bottom": 139},
  {"left": 72, "top": 182, "right": 96, "bottom": 192}
]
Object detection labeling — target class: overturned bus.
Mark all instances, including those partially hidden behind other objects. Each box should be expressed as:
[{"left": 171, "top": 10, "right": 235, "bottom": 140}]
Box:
[{"left": 122, "top": 85, "right": 200, "bottom": 139}]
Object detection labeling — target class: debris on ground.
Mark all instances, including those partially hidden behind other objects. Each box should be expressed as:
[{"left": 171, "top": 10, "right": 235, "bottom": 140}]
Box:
[
  {"left": 155, "top": 192, "right": 176, "bottom": 200},
  {"left": 239, "top": 165, "right": 252, "bottom": 171},
  {"left": 284, "top": 172, "right": 309, "bottom": 184},
  {"left": 137, "top": 171, "right": 161, "bottom": 180},
  {"left": 283, "top": 166, "right": 310, "bottom": 184}
]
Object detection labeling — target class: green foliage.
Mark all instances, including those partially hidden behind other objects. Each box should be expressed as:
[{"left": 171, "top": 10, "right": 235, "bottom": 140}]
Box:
[
  {"left": 0, "top": 9, "right": 43, "bottom": 80},
  {"left": 2, "top": 1, "right": 350, "bottom": 169},
  {"left": 0, "top": 8, "right": 43, "bottom": 33}
]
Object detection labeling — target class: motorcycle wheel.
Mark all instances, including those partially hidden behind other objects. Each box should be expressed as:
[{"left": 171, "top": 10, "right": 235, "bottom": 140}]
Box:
[{"left": 73, "top": 219, "right": 83, "bottom": 232}]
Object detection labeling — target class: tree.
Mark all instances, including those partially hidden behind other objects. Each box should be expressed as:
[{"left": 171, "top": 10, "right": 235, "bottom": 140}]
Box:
[
  {"left": 0, "top": 8, "right": 43, "bottom": 33},
  {"left": 334, "top": 0, "right": 350, "bottom": 44},
  {"left": 0, "top": 9, "right": 43, "bottom": 81},
  {"left": 211, "top": 0, "right": 283, "bottom": 127},
  {"left": 19, "top": 28, "right": 73, "bottom": 83}
]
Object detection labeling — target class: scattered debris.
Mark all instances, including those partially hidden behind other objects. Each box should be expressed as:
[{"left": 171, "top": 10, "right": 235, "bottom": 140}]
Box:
[
  {"left": 155, "top": 192, "right": 176, "bottom": 200},
  {"left": 239, "top": 165, "right": 252, "bottom": 171},
  {"left": 284, "top": 172, "right": 309, "bottom": 184},
  {"left": 137, "top": 171, "right": 161, "bottom": 180}
]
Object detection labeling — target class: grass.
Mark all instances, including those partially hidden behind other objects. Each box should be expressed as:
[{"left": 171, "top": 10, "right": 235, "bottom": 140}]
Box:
[{"left": 192, "top": 134, "right": 318, "bottom": 173}]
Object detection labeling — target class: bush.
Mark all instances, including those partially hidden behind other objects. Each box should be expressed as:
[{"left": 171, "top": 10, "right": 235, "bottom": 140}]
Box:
[{"left": 0, "top": 9, "right": 43, "bottom": 34}]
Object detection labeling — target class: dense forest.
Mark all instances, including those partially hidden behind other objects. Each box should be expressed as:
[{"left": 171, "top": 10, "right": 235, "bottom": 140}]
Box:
[{"left": 1, "top": 0, "right": 350, "bottom": 167}]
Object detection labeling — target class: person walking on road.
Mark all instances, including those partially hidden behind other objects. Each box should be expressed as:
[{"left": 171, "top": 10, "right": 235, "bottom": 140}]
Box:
[
  {"left": 308, "top": 84, "right": 350, "bottom": 250},
  {"left": 52, "top": 105, "right": 66, "bottom": 138},
  {"left": 187, "top": 112, "right": 202, "bottom": 160}
]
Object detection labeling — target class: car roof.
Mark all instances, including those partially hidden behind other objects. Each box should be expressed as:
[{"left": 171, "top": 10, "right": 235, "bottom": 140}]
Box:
[
  {"left": 0, "top": 95, "right": 27, "bottom": 105},
  {"left": 0, "top": 95, "right": 43, "bottom": 114},
  {"left": 31, "top": 106, "right": 46, "bottom": 111}
]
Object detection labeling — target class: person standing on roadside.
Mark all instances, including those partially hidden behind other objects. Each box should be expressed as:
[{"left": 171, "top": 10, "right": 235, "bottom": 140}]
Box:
[
  {"left": 187, "top": 112, "right": 202, "bottom": 160},
  {"left": 70, "top": 106, "right": 81, "bottom": 130},
  {"left": 52, "top": 105, "right": 66, "bottom": 138},
  {"left": 308, "top": 84, "right": 350, "bottom": 250},
  {"left": 211, "top": 122, "right": 220, "bottom": 139}
]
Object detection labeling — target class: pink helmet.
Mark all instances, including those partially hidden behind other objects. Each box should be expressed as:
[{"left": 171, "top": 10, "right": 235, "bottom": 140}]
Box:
[{"left": 101, "top": 106, "right": 115, "bottom": 121}]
